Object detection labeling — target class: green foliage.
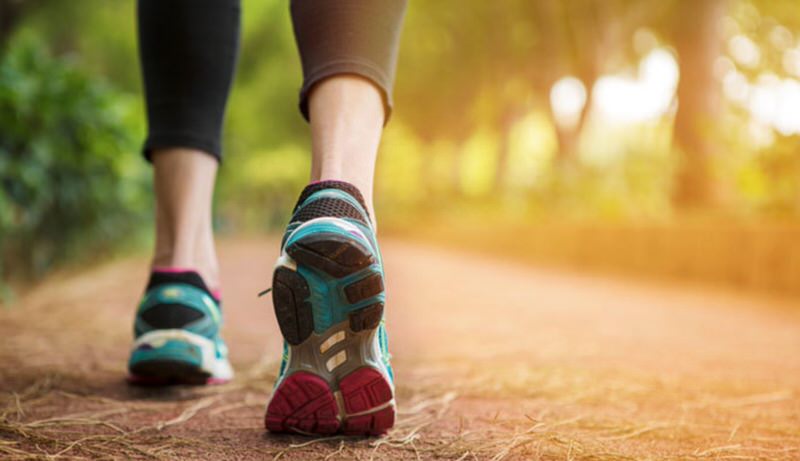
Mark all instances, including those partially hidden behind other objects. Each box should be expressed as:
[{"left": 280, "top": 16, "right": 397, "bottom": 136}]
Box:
[
  {"left": 735, "top": 136, "right": 800, "bottom": 215},
  {"left": 2, "top": 0, "right": 799, "bottom": 287},
  {"left": 0, "top": 37, "right": 149, "bottom": 280},
  {"left": 217, "top": 0, "right": 309, "bottom": 230}
]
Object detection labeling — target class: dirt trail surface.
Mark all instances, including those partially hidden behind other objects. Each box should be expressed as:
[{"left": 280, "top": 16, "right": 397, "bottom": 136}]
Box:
[{"left": 2, "top": 238, "right": 799, "bottom": 460}]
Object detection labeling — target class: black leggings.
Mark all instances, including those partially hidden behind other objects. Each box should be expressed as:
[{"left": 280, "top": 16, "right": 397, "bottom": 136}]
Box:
[{"left": 137, "top": 0, "right": 407, "bottom": 162}]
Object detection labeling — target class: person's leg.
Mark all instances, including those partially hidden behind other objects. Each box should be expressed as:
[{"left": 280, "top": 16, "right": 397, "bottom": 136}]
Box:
[
  {"left": 265, "top": 0, "right": 406, "bottom": 436},
  {"left": 139, "top": 0, "right": 240, "bottom": 289},
  {"left": 152, "top": 149, "right": 219, "bottom": 289},
  {"left": 128, "top": 0, "right": 239, "bottom": 385},
  {"left": 308, "top": 76, "right": 383, "bottom": 219},
  {"left": 293, "top": 0, "right": 407, "bottom": 220}
]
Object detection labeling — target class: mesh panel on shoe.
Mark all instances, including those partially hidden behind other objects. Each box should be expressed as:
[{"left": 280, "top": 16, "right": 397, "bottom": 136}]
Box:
[
  {"left": 293, "top": 180, "right": 370, "bottom": 222},
  {"left": 147, "top": 271, "right": 214, "bottom": 299},
  {"left": 137, "top": 270, "right": 218, "bottom": 337},
  {"left": 140, "top": 303, "right": 204, "bottom": 329},
  {"left": 292, "top": 197, "right": 368, "bottom": 226}
]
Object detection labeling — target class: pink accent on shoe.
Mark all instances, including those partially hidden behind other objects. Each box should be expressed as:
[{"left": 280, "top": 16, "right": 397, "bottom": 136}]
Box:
[
  {"left": 265, "top": 372, "right": 340, "bottom": 434},
  {"left": 151, "top": 267, "right": 221, "bottom": 300},
  {"left": 152, "top": 266, "right": 199, "bottom": 274},
  {"left": 339, "top": 368, "right": 395, "bottom": 435},
  {"left": 343, "top": 407, "right": 394, "bottom": 435},
  {"left": 265, "top": 368, "right": 394, "bottom": 436}
]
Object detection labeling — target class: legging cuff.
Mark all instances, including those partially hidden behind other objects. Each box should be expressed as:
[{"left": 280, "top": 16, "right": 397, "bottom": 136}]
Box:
[
  {"left": 143, "top": 133, "right": 222, "bottom": 163},
  {"left": 298, "top": 60, "right": 394, "bottom": 125}
]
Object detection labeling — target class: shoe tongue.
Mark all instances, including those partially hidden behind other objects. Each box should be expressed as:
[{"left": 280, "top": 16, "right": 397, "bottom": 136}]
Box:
[
  {"left": 147, "top": 269, "right": 216, "bottom": 300},
  {"left": 294, "top": 180, "right": 370, "bottom": 221}
]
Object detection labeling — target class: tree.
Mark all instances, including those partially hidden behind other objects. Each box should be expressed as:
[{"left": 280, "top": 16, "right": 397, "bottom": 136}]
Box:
[
  {"left": 672, "top": 0, "right": 728, "bottom": 207},
  {"left": 0, "top": 0, "right": 37, "bottom": 48}
]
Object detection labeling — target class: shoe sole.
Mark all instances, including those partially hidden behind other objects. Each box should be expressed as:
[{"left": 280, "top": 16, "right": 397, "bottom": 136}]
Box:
[
  {"left": 128, "top": 359, "right": 216, "bottom": 386},
  {"left": 266, "top": 223, "right": 394, "bottom": 436},
  {"left": 128, "top": 329, "right": 232, "bottom": 386}
]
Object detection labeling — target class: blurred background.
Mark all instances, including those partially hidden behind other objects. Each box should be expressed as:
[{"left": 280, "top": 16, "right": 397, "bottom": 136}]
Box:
[{"left": 2, "top": 0, "right": 800, "bottom": 297}]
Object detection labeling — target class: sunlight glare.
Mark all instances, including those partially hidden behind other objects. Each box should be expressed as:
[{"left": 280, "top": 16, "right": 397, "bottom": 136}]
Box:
[
  {"left": 592, "top": 48, "right": 678, "bottom": 124},
  {"left": 769, "top": 25, "right": 793, "bottom": 50},
  {"left": 729, "top": 34, "right": 760, "bottom": 68},
  {"left": 723, "top": 69, "right": 749, "bottom": 103},
  {"left": 783, "top": 48, "right": 800, "bottom": 78},
  {"left": 549, "top": 76, "right": 587, "bottom": 130},
  {"left": 748, "top": 73, "right": 779, "bottom": 124},
  {"left": 746, "top": 73, "right": 800, "bottom": 136}
]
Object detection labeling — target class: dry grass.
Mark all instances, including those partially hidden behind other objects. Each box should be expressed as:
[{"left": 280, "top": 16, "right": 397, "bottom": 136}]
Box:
[
  {"left": 2, "top": 362, "right": 798, "bottom": 460},
  {"left": 0, "top": 383, "right": 218, "bottom": 459},
  {"left": 2, "top": 237, "right": 799, "bottom": 459}
]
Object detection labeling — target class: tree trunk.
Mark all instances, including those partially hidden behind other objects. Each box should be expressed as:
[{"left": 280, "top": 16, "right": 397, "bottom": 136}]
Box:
[
  {"left": 672, "top": 0, "right": 727, "bottom": 208},
  {"left": 0, "top": 0, "right": 28, "bottom": 49}
]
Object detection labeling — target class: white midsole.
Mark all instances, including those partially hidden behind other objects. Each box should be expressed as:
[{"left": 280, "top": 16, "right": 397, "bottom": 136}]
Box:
[
  {"left": 287, "top": 217, "right": 370, "bottom": 249},
  {"left": 132, "top": 329, "right": 233, "bottom": 380}
]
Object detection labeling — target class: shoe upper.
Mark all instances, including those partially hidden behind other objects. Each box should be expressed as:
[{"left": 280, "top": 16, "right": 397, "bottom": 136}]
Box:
[
  {"left": 128, "top": 270, "right": 232, "bottom": 382},
  {"left": 282, "top": 181, "right": 375, "bottom": 250},
  {"left": 134, "top": 271, "right": 224, "bottom": 346},
  {"left": 276, "top": 181, "right": 393, "bottom": 384}
]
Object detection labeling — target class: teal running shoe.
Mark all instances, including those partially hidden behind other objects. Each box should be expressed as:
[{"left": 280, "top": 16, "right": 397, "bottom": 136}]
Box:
[
  {"left": 128, "top": 270, "right": 233, "bottom": 385},
  {"left": 265, "top": 181, "right": 394, "bottom": 435}
]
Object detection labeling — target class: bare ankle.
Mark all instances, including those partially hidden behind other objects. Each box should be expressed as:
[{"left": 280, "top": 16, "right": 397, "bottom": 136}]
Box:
[
  {"left": 150, "top": 148, "right": 220, "bottom": 290},
  {"left": 151, "top": 247, "right": 220, "bottom": 290}
]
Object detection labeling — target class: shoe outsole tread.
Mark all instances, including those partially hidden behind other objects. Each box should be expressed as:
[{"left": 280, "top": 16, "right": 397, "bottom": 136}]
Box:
[
  {"left": 265, "top": 368, "right": 394, "bottom": 436},
  {"left": 267, "top": 230, "right": 394, "bottom": 436},
  {"left": 287, "top": 234, "right": 374, "bottom": 278},
  {"left": 128, "top": 359, "right": 213, "bottom": 386},
  {"left": 272, "top": 268, "right": 314, "bottom": 346}
]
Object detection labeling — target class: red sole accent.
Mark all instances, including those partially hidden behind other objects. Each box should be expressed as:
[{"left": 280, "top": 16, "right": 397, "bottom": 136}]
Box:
[
  {"left": 265, "top": 372, "right": 340, "bottom": 434},
  {"left": 342, "top": 406, "right": 395, "bottom": 436},
  {"left": 340, "top": 368, "right": 395, "bottom": 436},
  {"left": 265, "top": 368, "right": 395, "bottom": 436}
]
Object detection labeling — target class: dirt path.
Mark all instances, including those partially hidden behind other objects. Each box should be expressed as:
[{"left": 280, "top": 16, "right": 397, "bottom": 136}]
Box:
[{"left": 2, "top": 238, "right": 799, "bottom": 460}]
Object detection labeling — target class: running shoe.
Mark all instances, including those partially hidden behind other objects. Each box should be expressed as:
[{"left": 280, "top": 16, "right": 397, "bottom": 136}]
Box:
[
  {"left": 265, "top": 180, "right": 394, "bottom": 435},
  {"left": 128, "top": 270, "right": 233, "bottom": 385}
]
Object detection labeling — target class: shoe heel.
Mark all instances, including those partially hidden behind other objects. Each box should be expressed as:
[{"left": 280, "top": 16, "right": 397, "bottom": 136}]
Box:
[
  {"left": 268, "top": 218, "right": 393, "bottom": 435},
  {"left": 340, "top": 367, "right": 395, "bottom": 435},
  {"left": 264, "top": 372, "right": 341, "bottom": 434},
  {"left": 286, "top": 231, "right": 374, "bottom": 278},
  {"left": 127, "top": 330, "right": 231, "bottom": 385},
  {"left": 273, "top": 229, "right": 384, "bottom": 345},
  {"left": 264, "top": 367, "right": 395, "bottom": 436},
  {"left": 128, "top": 339, "right": 209, "bottom": 385}
]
